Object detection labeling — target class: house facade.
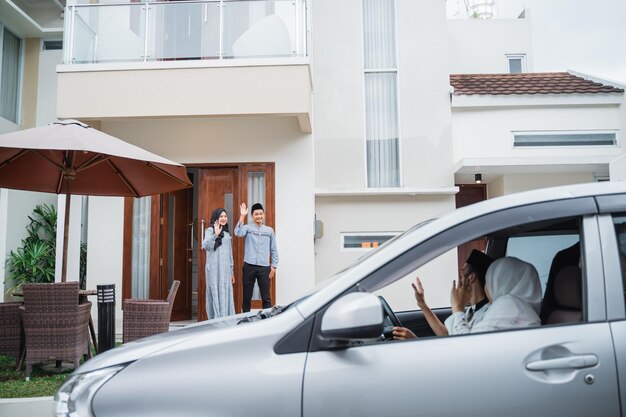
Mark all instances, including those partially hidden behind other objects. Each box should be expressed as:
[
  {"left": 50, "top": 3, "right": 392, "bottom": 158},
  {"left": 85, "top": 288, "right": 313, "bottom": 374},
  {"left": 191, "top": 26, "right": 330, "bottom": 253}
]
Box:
[
  {"left": 1, "top": 0, "right": 625, "bottom": 331},
  {"left": 0, "top": 0, "right": 62, "bottom": 302}
]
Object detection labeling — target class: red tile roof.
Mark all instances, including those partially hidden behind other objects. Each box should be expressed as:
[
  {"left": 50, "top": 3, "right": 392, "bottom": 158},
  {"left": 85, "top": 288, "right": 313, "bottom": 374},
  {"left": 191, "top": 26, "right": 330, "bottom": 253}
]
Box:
[{"left": 450, "top": 72, "right": 624, "bottom": 96}]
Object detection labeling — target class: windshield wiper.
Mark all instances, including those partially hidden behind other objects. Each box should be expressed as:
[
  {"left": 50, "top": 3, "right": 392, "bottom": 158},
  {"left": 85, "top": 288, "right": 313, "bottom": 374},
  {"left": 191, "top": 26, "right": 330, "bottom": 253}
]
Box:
[{"left": 236, "top": 305, "right": 285, "bottom": 325}]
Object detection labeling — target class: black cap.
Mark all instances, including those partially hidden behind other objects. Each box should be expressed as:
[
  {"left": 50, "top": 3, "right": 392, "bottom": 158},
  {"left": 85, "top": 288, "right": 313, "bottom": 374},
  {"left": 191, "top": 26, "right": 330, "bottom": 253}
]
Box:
[
  {"left": 466, "top": 249, "right": 494, "bottom": 287},
  {"left": 251, "top": 203, "right": 264, "bottom": 213}
]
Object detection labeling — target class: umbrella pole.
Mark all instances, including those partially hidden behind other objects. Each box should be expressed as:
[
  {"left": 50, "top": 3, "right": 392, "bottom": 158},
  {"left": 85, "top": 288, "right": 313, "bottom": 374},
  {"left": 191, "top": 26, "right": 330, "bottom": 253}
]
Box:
[{"left": 61, "top": 191, "right": 71, "bottom": 283}]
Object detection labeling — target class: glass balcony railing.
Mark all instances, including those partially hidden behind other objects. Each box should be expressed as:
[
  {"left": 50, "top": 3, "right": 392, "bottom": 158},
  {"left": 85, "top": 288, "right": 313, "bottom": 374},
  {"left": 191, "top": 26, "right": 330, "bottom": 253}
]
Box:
[{"left": 63, "top": 0, "right": 307, "bottom": 64}]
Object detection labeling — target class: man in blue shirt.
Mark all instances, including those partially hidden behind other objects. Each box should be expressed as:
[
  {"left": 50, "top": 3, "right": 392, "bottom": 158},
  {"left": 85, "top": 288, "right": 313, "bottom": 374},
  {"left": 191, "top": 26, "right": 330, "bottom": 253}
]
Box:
[{"left": 235, "top": 202, "right": 279, "bottom": 312}]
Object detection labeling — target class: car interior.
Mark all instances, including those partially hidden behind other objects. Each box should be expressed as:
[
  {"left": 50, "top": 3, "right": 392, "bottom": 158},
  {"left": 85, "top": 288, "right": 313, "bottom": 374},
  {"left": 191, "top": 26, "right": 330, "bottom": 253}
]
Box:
[{"left": 386, "top": 216, "right": 583, "bottom": 339}]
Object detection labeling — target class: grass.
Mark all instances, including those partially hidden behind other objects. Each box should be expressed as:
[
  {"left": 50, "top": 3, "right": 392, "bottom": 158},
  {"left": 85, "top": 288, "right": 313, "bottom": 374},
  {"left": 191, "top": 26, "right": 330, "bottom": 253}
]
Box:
[
  {"left": 0, "top": 343, "right": 120, "bottom": 399},
  {"left": 0, "top": 355, "right": 71, "bottom": 398}
]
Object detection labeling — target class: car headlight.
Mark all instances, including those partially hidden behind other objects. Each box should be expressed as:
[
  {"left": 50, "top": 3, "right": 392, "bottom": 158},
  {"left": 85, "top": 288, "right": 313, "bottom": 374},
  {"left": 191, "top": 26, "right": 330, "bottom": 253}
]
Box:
[{"left": 54, "top": 365, "right": 125, "bottom": 417}]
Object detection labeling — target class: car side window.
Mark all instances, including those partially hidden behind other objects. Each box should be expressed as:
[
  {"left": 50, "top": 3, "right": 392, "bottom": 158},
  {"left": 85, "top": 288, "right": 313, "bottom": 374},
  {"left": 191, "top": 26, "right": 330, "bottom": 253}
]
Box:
[
  {"left": 371, "top": 215, "right": 585, "bottom": 339},
  {"left": 505, "top": 234, "right": 580, "bottom": 295},
  {"left": 611, "top": 214, "right": 626, "bottom": 306}
]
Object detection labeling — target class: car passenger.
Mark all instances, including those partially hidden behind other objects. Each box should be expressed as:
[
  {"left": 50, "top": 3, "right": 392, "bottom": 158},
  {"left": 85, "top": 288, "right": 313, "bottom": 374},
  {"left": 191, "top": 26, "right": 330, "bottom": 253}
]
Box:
[
  {"left": 466, "top": 256, "right": 542, "bottom": 334},
  {"left": 393, "top": 249, "right": 493, "bottom": 339}
]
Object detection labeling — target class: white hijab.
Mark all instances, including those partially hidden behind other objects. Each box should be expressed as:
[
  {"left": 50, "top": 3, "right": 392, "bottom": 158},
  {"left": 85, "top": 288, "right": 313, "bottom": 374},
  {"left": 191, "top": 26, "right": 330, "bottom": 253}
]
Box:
[{"left": 471, "top": 257, "right": 542, "bottom": 333}]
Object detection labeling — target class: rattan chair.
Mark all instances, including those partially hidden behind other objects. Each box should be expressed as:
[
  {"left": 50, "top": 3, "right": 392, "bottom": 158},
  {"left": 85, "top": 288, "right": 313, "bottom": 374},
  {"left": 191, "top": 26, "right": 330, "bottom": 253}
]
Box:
[
  {"left": 21, "top": 282, "right": 91, "bottom": 378},
  {"left": 0, "top": 302, "right": 24, "bottom": 366},
  {"left": 123, "top": 280, "right": 180, "bottom": 343}
]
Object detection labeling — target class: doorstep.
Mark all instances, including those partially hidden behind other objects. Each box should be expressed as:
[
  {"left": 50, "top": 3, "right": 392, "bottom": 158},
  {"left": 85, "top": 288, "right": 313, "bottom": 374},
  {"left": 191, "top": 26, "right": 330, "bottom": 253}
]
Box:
[{"left": 0, "top": 396, "right": 54, "bottom": 417}]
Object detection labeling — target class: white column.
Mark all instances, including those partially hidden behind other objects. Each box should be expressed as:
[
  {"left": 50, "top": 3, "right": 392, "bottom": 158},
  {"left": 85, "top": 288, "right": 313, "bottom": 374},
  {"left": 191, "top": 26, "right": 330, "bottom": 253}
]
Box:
[
  {"left": 55, "top": 194, "right": 83, "bottom": 282},
  {"left": 0, "top": 189, "right": 8, "bottom": 302},
  {"left": 86, "top": 196, "right": 125, "bottom": 340}
]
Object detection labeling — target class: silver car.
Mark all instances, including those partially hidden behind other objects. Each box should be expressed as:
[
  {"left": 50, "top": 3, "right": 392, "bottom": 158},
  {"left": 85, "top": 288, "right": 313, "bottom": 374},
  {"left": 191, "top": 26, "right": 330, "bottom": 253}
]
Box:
[{"left": 55, "top": 182, "right": 626, "bottom": 416}]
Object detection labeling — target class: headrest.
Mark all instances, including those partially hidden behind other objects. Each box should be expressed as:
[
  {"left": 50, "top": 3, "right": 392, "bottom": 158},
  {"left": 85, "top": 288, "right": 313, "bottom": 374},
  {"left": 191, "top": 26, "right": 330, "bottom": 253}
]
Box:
[{"left": 553, "top": 266, "right": 582, "bottom": 310}]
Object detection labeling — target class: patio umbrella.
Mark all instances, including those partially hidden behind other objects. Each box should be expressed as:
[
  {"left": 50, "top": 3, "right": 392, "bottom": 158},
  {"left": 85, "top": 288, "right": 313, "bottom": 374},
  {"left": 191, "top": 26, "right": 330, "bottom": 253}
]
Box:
[{"left": 0, "top": 119, "right": 192, "bottom": 281}]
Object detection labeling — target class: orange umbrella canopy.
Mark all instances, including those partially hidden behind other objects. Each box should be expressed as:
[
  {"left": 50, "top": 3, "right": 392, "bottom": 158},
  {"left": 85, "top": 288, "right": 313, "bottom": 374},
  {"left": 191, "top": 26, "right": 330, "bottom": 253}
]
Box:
[
  {"left": 0, "top": 120, "right": 192, "bottom": 281},
  {"left": 0, "top": 120, "right": 191, "bottom": 197}
]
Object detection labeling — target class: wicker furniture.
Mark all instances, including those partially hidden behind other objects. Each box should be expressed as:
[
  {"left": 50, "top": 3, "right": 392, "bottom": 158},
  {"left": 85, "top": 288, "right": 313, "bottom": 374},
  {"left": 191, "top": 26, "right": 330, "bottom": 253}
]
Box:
[
  {"left": 123, "top": 280, "right": 180, "bottom": 343},
  {"left": 21, "top": 282, "right": 91, "bottom": 378},
  {"left": 0, "top": 302, "right": 24, "bottom": 366}
]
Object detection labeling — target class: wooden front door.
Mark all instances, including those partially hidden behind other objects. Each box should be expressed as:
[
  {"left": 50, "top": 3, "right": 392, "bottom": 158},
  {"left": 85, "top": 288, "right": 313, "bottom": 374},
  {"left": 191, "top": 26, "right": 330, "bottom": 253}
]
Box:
[
  {"left": 197, "top": 167, "right": 239, "bottom": 321},
  {"left": 122, "top": 189, "right": 193, "bottom": 321},
  {"left": 161, "top": 187, "right": 193, "bottom": 321},
  {"left": 196, "top": 164, "right": 275, "bottom": 320},
  {"left": 239, "top": 164, "right": 276, "bottom": 312},
  {"left": 123, "top": 164, "right": 275, "bottom": 322}
]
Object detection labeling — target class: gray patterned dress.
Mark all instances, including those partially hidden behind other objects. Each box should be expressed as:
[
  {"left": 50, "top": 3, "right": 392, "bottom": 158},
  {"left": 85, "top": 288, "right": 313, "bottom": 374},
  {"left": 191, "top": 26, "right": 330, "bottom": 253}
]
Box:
[{"left": 202, "top": 228, "right": 235, "bottom": 319}]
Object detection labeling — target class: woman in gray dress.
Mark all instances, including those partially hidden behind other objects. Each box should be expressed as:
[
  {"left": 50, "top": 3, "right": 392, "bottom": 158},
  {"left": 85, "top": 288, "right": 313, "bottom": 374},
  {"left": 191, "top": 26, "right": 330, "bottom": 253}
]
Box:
[{"left": 202, "top": 208, "right": 235, "bottom": 319}]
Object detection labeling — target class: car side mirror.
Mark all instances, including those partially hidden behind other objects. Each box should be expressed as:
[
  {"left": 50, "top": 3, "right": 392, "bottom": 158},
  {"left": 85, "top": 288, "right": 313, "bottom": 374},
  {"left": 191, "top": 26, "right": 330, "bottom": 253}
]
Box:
[{"left": 320, "top": 292, "right": 383, "bottom": 344}]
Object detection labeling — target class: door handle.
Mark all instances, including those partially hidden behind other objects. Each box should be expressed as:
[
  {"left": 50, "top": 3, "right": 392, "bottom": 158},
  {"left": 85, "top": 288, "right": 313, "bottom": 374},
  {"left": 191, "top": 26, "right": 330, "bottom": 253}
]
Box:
[
  {"left": 526, "top": 354, "right": 598, "bottom": 371},
  {"left": 188, "top": 220, "right": 195, "bottom": 252}
]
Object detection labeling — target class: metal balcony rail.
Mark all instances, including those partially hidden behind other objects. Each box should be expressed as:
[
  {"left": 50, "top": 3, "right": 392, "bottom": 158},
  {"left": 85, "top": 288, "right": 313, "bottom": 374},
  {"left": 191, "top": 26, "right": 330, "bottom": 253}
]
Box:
[{"left": 64, "top": 0, "right": 307, "bottom": 64}]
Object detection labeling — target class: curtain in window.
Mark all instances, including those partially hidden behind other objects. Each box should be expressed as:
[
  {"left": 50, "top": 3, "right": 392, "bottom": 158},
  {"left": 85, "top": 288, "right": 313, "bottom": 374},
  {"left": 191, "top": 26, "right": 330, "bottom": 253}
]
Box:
[
  {"left": 363, "top": 0, "right": 400, "bottom": 188},
  {"left": 247, "top": 172, "right": 265, "bottom": 300},
  {"left": 131, "top": 196, "right": 151, "bottom": 298},
  {"left": 247, "top": 172, "right": 266, "bottom": 223},
  {"left": 363, "top": 0, "right": 396, "bottom": 69},
  {"left": 1, "top": 28, "right": 21, "bottom": 123},
  {"left": 365, "top": 72, "right": 400, "bottom": 187}
]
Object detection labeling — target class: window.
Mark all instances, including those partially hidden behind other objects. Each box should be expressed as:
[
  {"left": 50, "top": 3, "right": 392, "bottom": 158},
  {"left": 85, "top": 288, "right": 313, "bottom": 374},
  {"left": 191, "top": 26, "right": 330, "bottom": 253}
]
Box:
[
  {"left": 363, "top": 0, "right": 400, "bottom": 188},
  {"left": 506, "top": 234, "right": 580, "bottom": 294},
  {"left": 506, "top": 54, "right": 525, "bottom": 74},
  {"left": 0, "top": 25, "right": 22, "bottom": 123},
  {"left": 42, "top": 40, "right": 63, "bottom": 50},
  {"left": 612, "top": 214, "right": 626, "bottom": 306},
  {"left": 513, "top": 131, "right": 618, "bottom": 147},
  {"left": 341, "top": 232, "right": 399, "bottom": 251},
  {"left": 130, "top": 196, "right": 152, "bottom": 299}
]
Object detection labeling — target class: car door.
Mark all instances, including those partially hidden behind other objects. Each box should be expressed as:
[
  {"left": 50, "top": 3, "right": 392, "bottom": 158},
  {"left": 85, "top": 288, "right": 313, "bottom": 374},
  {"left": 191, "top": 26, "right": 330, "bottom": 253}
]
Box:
[
  {"left": 302, "top": 210, "right": 620, "bottom": 417},
  {"left": 302, "top": 324, "right": 618, "bottom": 417},
  {"left": 599, "top": 210, "right": 626, "bottom": 416}
]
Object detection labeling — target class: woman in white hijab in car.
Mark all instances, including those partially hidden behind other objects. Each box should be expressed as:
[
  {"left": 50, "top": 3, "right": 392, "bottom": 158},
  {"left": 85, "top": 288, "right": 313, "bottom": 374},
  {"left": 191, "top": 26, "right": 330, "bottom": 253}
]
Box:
[{"left": 470, "top": 256, "right": 542, "bottom": 333}]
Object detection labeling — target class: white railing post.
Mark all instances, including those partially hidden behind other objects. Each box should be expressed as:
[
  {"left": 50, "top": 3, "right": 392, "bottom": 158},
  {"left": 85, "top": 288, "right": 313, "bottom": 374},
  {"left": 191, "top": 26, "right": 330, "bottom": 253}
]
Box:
[
  {"left": 69, "top": 6, "right": 77, "bottom": 63},
  {"left": 144, "top": 2, "right": 151, "bottom": 62},
  {"left": 218, "top": 0, "right": 224, "bottom": 59}
]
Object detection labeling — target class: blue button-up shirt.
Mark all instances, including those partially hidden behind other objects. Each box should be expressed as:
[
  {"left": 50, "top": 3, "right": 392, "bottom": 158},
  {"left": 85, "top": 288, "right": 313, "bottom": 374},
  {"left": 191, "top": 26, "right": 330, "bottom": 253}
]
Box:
[{"left": 234, "top": 223, "right": 279, "bottom": 268}]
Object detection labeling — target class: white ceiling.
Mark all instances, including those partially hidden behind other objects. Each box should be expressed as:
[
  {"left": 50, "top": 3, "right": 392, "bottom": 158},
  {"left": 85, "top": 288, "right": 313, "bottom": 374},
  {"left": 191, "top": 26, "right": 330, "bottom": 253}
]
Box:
[{"left": 1, "top": 0, "right": 63, "bottom": 38}]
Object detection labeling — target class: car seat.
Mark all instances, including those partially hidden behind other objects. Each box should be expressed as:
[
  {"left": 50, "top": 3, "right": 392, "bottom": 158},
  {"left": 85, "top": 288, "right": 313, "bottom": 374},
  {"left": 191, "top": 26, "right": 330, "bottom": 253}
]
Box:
[{"left": 544, "top": 265, "right": 582, "bottom": 325}]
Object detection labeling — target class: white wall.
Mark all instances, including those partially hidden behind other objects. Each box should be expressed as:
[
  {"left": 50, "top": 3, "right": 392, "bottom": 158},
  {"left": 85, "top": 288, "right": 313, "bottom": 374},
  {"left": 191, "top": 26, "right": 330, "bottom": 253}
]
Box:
[
  {"left": 612, "top": 94, "right": 626, "bottom": 180},
  {"left": 494, "top": 173, "right": 595, "bottom": 196},
  {"left": 312, "top": 0, "right": 455, "bottom": 189},
  {"left": 500, "top": 0, "right": 626, "bottom": 83},
  {"left": 610, "top": 154, "right": 626, "bottom": 181},
  {"left": 0, "top": 118, "right": 19, "bottom": 135},
  {"left": 0, "top": 190, "right": 57, "bottom": 301},
  {"left": 36, "top": 48, "right": 62, "bottom": 126},
  {"left": 311, "top": 0, "right": 366, "bottom": 189},
  {"left": 452, "top": 105, "right": 624, "bottom": 163},
  {"left": 447, "top": 17, "right": 533, "bottom": 74},
  {"left": 397, "top": 0, "right": 455, "bottom": 188},
  {"left": 86, "top": 196, "right": 125, "bottom": 338},
  {"left": 314, "top": 195, "right": 456, "bottom": 289},
  {"left": 311, "top": 0, "right": 457, "bottom": 301},
  {"left": 99, "top": 116, "right": 314, "bottom": 307}
]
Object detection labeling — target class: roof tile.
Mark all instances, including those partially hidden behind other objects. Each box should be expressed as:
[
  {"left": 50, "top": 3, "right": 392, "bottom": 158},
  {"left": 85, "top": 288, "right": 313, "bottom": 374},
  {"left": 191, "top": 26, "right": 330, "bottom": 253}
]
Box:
[{"left": 450, "top": 72, "right": 624, "bottom": 96}]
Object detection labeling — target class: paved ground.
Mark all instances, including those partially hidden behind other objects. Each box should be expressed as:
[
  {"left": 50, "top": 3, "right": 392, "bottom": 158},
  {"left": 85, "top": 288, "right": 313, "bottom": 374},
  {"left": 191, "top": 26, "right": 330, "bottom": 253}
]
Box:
[{"left": 0, "top": 396, "right": 54, "bottom": 417}]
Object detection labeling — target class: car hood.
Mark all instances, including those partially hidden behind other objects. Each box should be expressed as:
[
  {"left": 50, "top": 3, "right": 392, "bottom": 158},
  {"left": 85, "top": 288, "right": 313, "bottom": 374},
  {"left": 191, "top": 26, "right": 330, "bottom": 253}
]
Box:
[{"left": 76, "top": 313, "right": 249, "bottom": 374}]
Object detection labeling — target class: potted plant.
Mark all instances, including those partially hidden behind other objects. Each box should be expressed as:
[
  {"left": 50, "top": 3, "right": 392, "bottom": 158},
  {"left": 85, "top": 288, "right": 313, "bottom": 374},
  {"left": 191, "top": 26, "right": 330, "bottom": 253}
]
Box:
[{"left": 5, "top": 204, "right": 57, "bottom": 291}]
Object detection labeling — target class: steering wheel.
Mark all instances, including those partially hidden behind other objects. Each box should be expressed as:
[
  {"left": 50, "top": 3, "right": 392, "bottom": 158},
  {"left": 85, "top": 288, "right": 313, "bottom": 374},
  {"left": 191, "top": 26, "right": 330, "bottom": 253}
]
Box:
[{"left": 378, "top": 296, "right": 402, "bottom": 340}]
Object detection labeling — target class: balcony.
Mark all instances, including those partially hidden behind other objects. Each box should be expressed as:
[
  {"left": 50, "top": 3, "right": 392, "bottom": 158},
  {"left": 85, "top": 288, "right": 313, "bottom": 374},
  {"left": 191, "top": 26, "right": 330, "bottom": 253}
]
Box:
[{"left": 57, "top": 0, "right": 311, "bottom": 132}]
